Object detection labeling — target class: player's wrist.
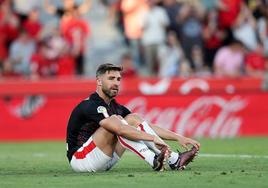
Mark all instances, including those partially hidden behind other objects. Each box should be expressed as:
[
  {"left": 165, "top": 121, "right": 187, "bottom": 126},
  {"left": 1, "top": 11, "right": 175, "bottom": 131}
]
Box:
[
  {"left": 176, "top": 135, "right": 184, "bottom": 142},
  {"left": 152, "top": 135, "right": 157, "bottom": 142}
]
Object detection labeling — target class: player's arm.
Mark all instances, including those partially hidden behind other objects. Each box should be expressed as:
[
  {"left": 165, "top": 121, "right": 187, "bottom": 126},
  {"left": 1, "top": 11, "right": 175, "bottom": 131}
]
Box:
[
  {"left": 99, "top": 115, "right": 166, "bottom": 147},
  {"left": 150, "top": 123, "right": 200, "bottom": 150}
]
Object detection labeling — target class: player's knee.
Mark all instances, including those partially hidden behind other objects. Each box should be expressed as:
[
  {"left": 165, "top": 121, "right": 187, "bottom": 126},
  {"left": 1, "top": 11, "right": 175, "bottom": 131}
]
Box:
[{"left": 125, "top": 113, "right": 143, "bottom": 127}]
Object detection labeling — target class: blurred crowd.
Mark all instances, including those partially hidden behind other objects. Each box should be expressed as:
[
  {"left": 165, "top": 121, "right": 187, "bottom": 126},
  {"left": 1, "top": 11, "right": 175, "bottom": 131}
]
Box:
[
  {"left": 1, "top": 0, "right": 268, "bottom": 79},
  {"left": 0, "top": 0, "right": 90, "bottom": 79}
]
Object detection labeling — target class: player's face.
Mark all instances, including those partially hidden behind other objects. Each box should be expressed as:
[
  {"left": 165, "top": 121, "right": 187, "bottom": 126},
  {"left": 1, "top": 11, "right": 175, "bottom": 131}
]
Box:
[{"left": 101, "top": 71, "right": 121, "bottom": 98}]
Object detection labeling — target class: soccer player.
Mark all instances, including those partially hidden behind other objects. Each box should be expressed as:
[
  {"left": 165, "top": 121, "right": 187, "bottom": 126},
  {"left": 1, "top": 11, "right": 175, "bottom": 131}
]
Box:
[{"left": 66, "top": 63, "right": 200, "bottom": 172}]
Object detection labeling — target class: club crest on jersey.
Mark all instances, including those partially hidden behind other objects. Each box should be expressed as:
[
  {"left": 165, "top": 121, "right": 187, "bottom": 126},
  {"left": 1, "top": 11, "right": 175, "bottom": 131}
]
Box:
[{"left": 97, "top": 106, "right": 109, "bottom": 118}]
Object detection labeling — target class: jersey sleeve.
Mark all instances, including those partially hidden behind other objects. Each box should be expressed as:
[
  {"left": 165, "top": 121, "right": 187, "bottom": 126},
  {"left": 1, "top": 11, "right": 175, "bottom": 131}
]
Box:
[{"left": 121, "top": 105, "right": 131, "bottom": 117}]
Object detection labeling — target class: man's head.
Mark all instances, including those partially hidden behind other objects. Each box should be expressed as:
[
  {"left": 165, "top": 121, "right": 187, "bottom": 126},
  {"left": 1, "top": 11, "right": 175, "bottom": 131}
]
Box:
[{"left": 96, "top": 63, "right": 123, "bottom": 99}]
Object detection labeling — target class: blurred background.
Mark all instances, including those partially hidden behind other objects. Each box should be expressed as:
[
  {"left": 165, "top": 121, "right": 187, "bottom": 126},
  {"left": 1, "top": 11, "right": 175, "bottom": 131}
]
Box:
[{"left": 0, "top": 0, "right": 268, "bottom": 141}]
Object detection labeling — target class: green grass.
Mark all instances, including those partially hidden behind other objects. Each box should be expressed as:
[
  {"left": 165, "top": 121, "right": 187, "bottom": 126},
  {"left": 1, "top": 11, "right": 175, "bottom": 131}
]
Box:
[{"left": 0, "top": 138, "right": 268, "bottom": 188}]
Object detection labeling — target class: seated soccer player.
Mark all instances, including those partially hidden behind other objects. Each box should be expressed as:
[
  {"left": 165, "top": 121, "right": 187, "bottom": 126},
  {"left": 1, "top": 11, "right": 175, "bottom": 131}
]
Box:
[{"left": 66, "top": 63, "right": 200, "bottom": 172}]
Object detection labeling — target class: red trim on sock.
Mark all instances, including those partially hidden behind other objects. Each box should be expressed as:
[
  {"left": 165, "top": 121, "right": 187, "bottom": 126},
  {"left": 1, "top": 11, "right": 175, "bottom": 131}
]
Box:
[
  {"left": 139, "top": 124, "right": 145, "bottom": 132},
  {"left": 118, "top": 136, "right": 145, "bottom": 159},
  {"left": 73, "top": 140, "right": 96, "bottom": 159}
]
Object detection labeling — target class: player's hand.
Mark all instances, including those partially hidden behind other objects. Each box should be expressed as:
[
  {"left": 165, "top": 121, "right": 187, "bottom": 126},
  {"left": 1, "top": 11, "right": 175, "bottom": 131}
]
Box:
[{"left": 178, "top": 136, "right": 200, "bottom": 151}]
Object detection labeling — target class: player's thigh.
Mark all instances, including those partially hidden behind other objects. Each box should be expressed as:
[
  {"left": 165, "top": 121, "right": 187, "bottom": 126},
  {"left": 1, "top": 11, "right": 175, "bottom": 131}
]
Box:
[
  {"left": 92, "top": 127, "right": 117, "bottom": 157},
  {"left": 70, "top": 136, "right": 113, "bottom": 172}
]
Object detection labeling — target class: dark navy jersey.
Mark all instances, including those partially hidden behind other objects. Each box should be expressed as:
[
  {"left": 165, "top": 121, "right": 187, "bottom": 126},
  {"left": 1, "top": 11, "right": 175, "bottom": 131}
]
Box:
[{"left": 66, "top": 92, "right": 131, "bottom": 162}]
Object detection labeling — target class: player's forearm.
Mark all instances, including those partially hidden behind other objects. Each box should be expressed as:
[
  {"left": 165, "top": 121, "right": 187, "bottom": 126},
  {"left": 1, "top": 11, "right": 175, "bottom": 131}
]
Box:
[
  {"left": 100, "top": 115, "right": 154, "bottom": 142},
  {"left": 150, "top": 124, "right": 184, "bottom": 141},
  {"left": 119, "top": 125, "right": 155, "bottom": 142}
]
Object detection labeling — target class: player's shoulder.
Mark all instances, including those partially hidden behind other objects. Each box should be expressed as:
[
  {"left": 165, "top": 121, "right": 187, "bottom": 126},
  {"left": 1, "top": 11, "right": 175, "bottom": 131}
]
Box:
[
  {"left": 71, "top": 97, "right": 98, "bottom": 116},
  {"left": 113, "top": 100, "right": 131, "bottom": 115},
  {"left": 79, "top": 97, "right": 98, "bottom": 108}
]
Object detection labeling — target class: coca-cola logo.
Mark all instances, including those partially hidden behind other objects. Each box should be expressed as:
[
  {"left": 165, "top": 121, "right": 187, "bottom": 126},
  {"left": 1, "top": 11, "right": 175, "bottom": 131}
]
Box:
[{"left": 126, "top": 96, "right": 247, "bottom": 138}]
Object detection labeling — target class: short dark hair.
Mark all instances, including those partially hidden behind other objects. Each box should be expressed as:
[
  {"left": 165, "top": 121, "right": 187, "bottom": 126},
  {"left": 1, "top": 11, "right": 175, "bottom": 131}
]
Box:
[{"left": 96, "top": 63, "right": 123, "bottom": 77}]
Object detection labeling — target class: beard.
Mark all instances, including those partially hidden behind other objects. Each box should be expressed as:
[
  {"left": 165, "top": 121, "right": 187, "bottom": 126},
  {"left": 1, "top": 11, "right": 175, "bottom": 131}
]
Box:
[{"left": 102, "top": 86, "right": 118, "bottom": 99}]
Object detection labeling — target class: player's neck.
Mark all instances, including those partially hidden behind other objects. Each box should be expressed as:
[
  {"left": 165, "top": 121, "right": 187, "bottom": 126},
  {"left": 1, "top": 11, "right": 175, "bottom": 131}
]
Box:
[{"left": 96, "top": 90, "right": 112, "bottom": 105}]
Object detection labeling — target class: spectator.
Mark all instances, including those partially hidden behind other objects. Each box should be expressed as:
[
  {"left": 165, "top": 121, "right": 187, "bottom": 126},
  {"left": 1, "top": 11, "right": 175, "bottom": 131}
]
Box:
[
  {"left": 141, "top": 0, "right": 169, "bottom": 76},
  {"left": 6, "top": 30, "right": 36, "bottom": 76},
  {"left": 192, "top": 45, "right": 211, "bottom": 77},
  {"left": 157, "top": 31, "right": 184, "bottom": 77},
  {"left": 30, "top": 42, "right": 57, "bottom": 78},
  {"left": 22, "top": 8, "right": 42, "bottom": 40},
  {"left": 217, "top": 0, "right": 243, "bottom": 45},
  {"left": 106, "top": 0, "right": 125, "bottom": 40},
  {"left": 30, "top": 32, "right": 75, "bottom": 78},
  {"left": 257, "top": 5, "right": 268, "bottom": 56},
  {"left": 245, "top": 43, "right": 268, "bottom": 77},
  {"left": 120, "top": 52, "right": 137, "bottom": 78},
  {"left": 13, "top": 0, "right": 40, "bottom": 22},
  {"left": 121, "top": 0, "right": 148, "bottom": 69},
  {"left": 57, "top": 43, "right": 75, "bottom": 76},
  {"left": 177, "top": 3, "right": 203, "bottom": 69},
  {"left": 44, "top": 0, "right": 91, "bottom": 19},
  {"left": 179, "top": 59, "right": 192, "bottom": 78},
  {"left": 162, "top": 0, "right": 181, "bottom": 38},
  {"left": 251, "top": 0, "right": 268, "bottom": 20},
  {"left": 60, "top": 9, "right": 90, "bottom": 75},
  {"left": 0, "top": 0, "right": 20, "bottom": 65},
  {"left": 214, "top": 39, "right": 245, "bottom": 78},
  {"left": 233, "top": 3, "right": 258, "bottom": 51},
  {"left": 217, "top": 0, "right": 243, "bottom": 29},
  {"left": 202, "top": 8, "right": 225, "bottom": 69}
]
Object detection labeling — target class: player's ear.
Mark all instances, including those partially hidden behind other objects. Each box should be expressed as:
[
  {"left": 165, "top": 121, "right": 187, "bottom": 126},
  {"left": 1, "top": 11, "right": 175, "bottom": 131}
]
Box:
[{"left": 97, "top": 76, "right": 102, "bottom": 86}]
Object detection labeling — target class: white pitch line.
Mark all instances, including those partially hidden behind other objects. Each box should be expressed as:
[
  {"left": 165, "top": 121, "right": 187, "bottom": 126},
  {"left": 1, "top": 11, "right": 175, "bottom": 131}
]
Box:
[
  {"left": 122, "top": 151, "right": 268, "bottom": 159},
  {"left": 199, "top": 153, "right": 268, "bottom": 159}
]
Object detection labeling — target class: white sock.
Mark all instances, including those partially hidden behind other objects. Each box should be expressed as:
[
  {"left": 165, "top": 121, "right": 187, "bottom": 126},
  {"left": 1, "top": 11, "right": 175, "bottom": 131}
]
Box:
[
  {"left": 118, "top": 136, "right": 156, "bottom": 166},
  {"left": 106, "top": 152, "right": 120, "bottom": 171},
  {"left": 168, "top": 152, "right": 179, "bottom": 165},
  {"left": 138, "top": 121, "right": 161, "bottom": 154},
  {"left": 139, "top": 121, "right": 179, "bottom": 165}
]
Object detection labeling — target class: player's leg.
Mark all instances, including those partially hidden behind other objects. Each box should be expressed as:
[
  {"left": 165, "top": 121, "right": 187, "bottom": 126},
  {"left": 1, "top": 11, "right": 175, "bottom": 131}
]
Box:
[
  {"left": 104, "top": 140, "right": 125, "bottom": 171},
  {"left": 71, "top": 125, "right": 167, "bottom": 172},
  {"left": 124, "top": 114, "right": 162, "bottom": 154},
  {"left": 94, "top": 124, "right": 168, "bottom": 171},
  {"left": 70, "top": 127, "right": 117, "bottom": 172},
  {"left": 114, "top": 116, "right": 169, "bottom": 171},
  {"left": 124, "top": 113, "right": 197, "bottom": 170}
]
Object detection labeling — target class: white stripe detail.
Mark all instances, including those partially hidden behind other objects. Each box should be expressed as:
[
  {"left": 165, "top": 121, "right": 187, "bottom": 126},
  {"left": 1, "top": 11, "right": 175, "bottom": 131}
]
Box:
[{"left": 199, "top": 153, "right": 268, "bottom": 159}]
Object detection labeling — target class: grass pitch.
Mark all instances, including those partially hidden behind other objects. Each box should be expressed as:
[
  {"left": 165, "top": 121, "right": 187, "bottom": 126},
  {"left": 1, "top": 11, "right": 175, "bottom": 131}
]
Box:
[{"left": 0, "top": 137, "right": 267, "bottom": 188}]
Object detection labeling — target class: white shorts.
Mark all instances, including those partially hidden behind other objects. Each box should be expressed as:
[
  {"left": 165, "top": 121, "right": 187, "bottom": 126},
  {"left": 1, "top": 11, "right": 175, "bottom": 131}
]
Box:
[{"left": 70, "top": 137, "right": 120, "bottom": 172}]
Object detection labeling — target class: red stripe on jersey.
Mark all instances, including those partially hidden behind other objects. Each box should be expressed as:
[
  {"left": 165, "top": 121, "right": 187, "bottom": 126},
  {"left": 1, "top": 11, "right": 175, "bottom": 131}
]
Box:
[
  {"left": 74, "top": 140, "right": 96, "bottom": 159},
  {"left": 139, "top": 124, "right": 145, "bottom": 132},
  {"left": 118, "top": 136, "right": 145, "bottom": 159}
]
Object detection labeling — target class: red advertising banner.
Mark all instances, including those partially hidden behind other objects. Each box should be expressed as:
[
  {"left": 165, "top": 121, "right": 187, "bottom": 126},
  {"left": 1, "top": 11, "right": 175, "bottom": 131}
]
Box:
[{"left": 0, "top": 77, "right": 267, "bottom": 140}]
